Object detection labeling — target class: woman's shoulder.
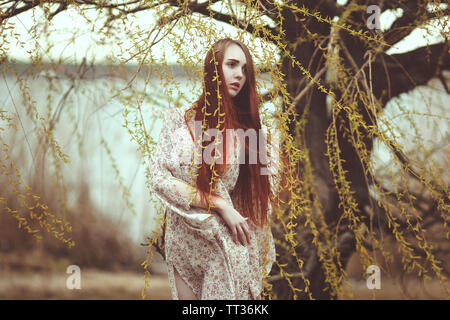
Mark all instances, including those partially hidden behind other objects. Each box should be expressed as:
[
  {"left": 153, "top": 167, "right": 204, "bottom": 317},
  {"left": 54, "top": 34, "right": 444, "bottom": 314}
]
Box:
[{"left": 157, "top": 105, "right": 195, "bottom": 129}]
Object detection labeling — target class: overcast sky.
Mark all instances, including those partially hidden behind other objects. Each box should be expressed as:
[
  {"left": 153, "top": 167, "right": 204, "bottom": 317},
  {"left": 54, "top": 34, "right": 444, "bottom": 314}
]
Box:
[{"left": 5, "top": 2, "right": 449, "bottom": 65}]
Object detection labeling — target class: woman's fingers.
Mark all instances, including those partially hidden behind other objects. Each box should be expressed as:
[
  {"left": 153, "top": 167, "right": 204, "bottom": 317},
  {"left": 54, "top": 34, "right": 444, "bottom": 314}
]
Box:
[
  {"left": 241, "top": 222, "right": 251, "bottom": 244},
  {"left": 223, "top": 210, "right": 251, "bottom": 246},
  {"left": 236, "top": 223, "right": 252, "bottom": 246},
  {"left": 231, "top": 226, "right": 238, "bottom": 245},
  {"left": 236, "top": 224, "right": 247, "bottom": 246}
]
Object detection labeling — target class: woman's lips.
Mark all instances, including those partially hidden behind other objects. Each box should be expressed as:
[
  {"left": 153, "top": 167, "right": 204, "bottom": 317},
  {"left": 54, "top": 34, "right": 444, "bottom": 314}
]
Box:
[{"left": 230, "top": 83, "right": 240, "bottom": 90}]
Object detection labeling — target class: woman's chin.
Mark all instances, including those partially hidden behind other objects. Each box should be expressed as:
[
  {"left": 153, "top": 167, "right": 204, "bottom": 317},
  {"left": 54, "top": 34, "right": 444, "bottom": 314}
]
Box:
[{"left": 229, "top": 89, "right": 240, "bottom": 98}]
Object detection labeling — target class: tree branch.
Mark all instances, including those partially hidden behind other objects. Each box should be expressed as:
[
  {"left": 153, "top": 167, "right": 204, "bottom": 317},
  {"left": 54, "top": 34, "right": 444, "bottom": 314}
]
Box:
[
  {"left": 182, "top": 0, "right": 280, "bottom": 43},
  {"left": 1, "top": 1, "right": 39, "bottom": 24},
  {"left": 384, "top": 4, "right": 450, "bottom": 47},
  {"left": 311, "top": 0, "right": 343, "bottom": 18},
  {"left": 371, "top": 42, "right": 450, "bottom": 106},
  {"left": 48, "top": 2, "right": 67, "bottom": 20},
  {"left": 247, "top": 0, "right": 280, "bottom": 24},
  {"left": 0, "top": 0, "right": 165, "bottom": 24}
]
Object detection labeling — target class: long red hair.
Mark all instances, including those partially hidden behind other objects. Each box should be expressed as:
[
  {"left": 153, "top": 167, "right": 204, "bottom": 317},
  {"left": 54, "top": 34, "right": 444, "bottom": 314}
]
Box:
[{"left": 185, "top": 38, "right": 273, "bottom": 227}]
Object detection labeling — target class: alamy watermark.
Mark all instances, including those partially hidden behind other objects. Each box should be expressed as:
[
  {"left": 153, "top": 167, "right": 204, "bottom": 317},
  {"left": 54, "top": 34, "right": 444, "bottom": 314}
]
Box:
[
  {"left": 66, "top": 265, "right": 81, "bottom": 290},
  {"left": 366, "top": 265, "right": 381, "bottom": 290},
  {"left": 366, "top": 5, "right": 381, "bottom": 30},
  {"left": 191, "top": 120, "right": 281, "bottom": 176}
]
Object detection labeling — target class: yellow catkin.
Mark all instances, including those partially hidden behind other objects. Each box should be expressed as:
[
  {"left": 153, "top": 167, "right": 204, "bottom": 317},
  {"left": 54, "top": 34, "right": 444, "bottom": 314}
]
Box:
[{"left": 2, "top": 0, "right": 448, "bottom": 300}]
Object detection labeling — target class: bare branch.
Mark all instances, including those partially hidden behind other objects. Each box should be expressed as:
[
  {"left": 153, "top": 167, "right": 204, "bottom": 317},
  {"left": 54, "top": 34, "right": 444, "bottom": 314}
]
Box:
[
  {"left": 48, "top": 3, "right": 67, "bottom": 20},
  {"left": 286, "top": 66, "right": 327, "bottom": 114},
  {"left": 180, "top": 0, "right": 280, "bottom": 43},
  {"left": 0, "top": 0, "right": 165, "bottom": 24},
  {"left": 1, "top": 1, "right": 39, "bottom": 24},
  {"left": 245, "top": 0, "right": 284, "bottom": 24},
  {"left": 370, "top": 42, "right": 450, "bottom": 106},
  {"left": 384, "top": 5, "right": 450, "bottom": 47}
]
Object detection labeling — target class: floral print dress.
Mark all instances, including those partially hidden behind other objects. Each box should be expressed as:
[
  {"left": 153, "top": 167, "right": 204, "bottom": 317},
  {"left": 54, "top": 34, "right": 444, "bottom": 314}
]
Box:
[{"left": 148, "top": 105, "right": 277, "bottom": 300}]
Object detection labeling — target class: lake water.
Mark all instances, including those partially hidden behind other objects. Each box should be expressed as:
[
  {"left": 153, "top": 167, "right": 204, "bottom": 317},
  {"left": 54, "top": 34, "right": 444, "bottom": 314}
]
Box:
[{"left": 1, "top": 63, "right": 448, "bottom": 244}]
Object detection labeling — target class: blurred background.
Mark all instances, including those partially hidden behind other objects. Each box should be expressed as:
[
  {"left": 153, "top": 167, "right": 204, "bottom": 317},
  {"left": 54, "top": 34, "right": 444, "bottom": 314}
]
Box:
[{"left": 0, "top": 0, "right": 449, "bottom": 299}]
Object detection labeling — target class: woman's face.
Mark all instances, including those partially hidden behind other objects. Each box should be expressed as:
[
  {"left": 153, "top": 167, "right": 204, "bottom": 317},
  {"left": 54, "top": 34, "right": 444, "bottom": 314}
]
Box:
[{"left": 222, "top": 44, "right": 247, "bottom": 98}]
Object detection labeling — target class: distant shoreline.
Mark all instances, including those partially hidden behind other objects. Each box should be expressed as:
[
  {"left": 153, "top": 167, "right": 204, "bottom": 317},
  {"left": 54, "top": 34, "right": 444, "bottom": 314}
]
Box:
[{"left": 3, "top": 59, "right": 274, "bottom": 80}]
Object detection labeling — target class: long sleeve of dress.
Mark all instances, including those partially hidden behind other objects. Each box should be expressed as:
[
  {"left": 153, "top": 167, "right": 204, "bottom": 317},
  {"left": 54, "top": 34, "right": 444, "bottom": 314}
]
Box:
[
  {"left": 148, "top": 109, "right": 195, "bottom": 214},
  {"left": 148, "top": 108, "right": 220, "bottom": 230}
]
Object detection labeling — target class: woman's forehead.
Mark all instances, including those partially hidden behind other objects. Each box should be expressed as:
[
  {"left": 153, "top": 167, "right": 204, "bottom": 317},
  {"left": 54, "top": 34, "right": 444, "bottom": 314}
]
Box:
[{"left": 223, "top": 44, "right": 247, "bottom": 64}]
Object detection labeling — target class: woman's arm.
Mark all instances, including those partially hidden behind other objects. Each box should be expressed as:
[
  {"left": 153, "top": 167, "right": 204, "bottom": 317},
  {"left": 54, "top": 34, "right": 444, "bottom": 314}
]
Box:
[
  {"left": 157, "top": 174, "right": 228, "bottom": 213},
  {"left": 154, "top": 170, "right": 251, "bottom": 245},
  {"left": 148, "top": 109, "right": 251, "bottom": 245},
  {"left": 148, "top": 109, "right": 207, "bottom": 213}
]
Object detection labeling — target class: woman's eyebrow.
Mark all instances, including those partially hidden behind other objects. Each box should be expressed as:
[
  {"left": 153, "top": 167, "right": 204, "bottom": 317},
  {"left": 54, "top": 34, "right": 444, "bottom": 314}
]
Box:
[{"left": 227, "top": 58, "right": 246, "bottom": 66}]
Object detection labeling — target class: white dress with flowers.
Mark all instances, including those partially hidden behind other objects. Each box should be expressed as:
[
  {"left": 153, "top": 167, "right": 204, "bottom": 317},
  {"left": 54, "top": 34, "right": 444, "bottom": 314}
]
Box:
[{"left": 148, "top": 105, "right": 277, "bottom": 300}]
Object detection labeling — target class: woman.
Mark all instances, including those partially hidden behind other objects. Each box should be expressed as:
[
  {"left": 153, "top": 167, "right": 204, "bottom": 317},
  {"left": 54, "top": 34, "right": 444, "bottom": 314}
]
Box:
[{"left": 149, "top": 38, "right": 279, "bottom": 300}]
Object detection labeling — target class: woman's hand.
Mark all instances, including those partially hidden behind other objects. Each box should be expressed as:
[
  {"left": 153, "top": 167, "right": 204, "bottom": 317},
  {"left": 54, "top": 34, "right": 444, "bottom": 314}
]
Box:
[{"left": 214, "top": 198, "right": 251, "bottom": 246}]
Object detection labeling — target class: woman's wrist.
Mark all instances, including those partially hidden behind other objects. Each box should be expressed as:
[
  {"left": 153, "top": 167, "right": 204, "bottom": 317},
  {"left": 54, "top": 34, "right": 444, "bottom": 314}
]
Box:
[{"left": 212, "top": 196, "right": 228, "bottom": 215}]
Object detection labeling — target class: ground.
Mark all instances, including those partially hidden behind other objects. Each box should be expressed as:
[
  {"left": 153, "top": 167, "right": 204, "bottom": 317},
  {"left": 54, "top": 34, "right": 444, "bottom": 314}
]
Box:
[
  {"left": 0, "top": 267, "right": 446, "bottom": 299},
  {"left": 0, "top": 268, "right": 171, "bottom": 300}
]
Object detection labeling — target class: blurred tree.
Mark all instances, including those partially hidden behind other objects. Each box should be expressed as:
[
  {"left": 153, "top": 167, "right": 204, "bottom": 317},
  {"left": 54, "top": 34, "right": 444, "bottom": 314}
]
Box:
[{"left": 1, "top": 0, "right": 449, "bottom": 299}]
